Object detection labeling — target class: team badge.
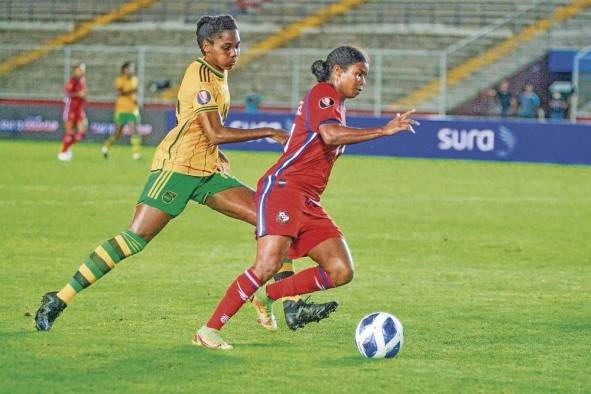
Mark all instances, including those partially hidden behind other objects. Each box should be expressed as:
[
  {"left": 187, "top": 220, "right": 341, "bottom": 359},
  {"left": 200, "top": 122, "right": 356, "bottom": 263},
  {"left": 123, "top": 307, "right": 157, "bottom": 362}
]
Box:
[
  {"left": 277, "top": 211, "right": 290, "bottom": 224},
  {"left": 319, "top": 96, "right": 335, "bottom": 109},
  {"left": 162, "top": 191, "right": 178, "bottom": 204},
  {"left": 196, "top": 90, "right": 211, "bottom": 105}
]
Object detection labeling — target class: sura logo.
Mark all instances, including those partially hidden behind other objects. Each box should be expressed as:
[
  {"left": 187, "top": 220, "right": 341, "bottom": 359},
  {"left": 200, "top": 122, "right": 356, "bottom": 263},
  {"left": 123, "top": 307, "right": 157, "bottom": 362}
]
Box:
[{"left": 438, "top": 128, "right": 495, "bottom": 152}]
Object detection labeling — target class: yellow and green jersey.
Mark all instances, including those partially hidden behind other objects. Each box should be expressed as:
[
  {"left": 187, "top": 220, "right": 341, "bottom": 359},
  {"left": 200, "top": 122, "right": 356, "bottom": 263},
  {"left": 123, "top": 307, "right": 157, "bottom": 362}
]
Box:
[
  {"left": 151, "top": 58, "right": 230, "bottom": 177},
  {"left": 114, "top": 75, "right": 139, "bottom": 115}
]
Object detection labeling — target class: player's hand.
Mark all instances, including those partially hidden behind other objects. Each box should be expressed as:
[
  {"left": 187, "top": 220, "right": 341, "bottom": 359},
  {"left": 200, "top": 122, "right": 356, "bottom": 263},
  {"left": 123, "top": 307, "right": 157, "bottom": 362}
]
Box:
[
  {"left": 381, "top": 109, "right": 419, "bottom": 136},
  {"left": 218, "top": 150, "right": 231, "bottom": 173},
  {"left": 270, "top": 129, "right": 289, "bottom": 145}
]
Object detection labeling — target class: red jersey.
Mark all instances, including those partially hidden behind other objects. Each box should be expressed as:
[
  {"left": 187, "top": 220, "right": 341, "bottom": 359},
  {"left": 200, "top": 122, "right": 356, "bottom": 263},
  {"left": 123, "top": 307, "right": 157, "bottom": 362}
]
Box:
[
  {"left": 259, "top": 82, "right": 346, "bottom": 201},
  {"left": 64, "top": 76, "right": 86, "bottom": 111}
]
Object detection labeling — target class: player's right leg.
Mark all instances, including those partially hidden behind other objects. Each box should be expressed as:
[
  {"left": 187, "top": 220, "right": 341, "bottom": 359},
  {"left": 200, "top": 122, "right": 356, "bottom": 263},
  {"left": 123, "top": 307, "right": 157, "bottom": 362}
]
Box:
[
  {"left": 102, "top": 121, "right": 124, "bottom": 159},
  {"left": 129, "top": 122, "right": 142, "bottom": 160},
  {"left": 35, "top": 204, "right": 171, "bottom": 331},
  {"left": 58, "top": 119, "right": 75, "bottom": 161},
  {"left": 194, "top": 235, "right": 291, "bottom": 350}
]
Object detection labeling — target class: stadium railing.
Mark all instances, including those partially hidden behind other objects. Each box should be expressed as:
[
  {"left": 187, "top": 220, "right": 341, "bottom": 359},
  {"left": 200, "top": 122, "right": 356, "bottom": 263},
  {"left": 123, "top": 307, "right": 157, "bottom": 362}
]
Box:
[{"left": 0, "top": 44, "right": 445, "bottom": 114}]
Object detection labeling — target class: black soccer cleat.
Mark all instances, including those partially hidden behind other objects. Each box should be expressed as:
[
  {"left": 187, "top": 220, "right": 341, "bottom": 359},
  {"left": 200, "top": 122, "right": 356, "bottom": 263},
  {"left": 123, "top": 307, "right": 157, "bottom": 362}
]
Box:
[
  {"left": 35, "top": 291, "right": 67, "bottom": 331},
  {"left": 283, "top": 298, "right": 338, "bottom": 331}
]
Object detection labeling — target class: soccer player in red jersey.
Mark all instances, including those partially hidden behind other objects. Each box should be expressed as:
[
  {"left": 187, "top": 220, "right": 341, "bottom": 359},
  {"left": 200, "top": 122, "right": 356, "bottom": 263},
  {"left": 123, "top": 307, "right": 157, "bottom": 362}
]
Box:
[
  {"left": 58, "top": 63, "right": 88, "bottom": 161},
  {"left": 195, "top": 46, "right": 419, "bottom": 349}
]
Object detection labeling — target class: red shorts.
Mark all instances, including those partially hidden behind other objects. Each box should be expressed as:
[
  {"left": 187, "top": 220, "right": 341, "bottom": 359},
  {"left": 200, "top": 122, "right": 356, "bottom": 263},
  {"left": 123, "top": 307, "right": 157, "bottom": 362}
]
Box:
[
  {"left": 63, "top": 107, "right": 86, "bottom": 124},
  {"left": 255, "top": 178, "right": 342, "bottom": 259}
]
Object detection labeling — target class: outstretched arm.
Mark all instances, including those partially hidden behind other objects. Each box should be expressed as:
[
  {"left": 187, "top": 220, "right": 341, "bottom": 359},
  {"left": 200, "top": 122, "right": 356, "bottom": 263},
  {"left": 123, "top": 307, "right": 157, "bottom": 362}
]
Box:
[
  {"left": 198, "top": 110, "right": 288, "bottom": 145},
  {"left": 317, "top": 110, "right": 418, "bottom": 146}
]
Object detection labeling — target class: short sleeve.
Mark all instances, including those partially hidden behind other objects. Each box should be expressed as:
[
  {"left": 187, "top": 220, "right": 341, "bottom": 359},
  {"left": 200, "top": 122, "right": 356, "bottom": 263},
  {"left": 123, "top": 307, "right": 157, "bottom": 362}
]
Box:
[
  {"left": 192, "top": 80, "right": 220, "bottom": 115},
  {"left": 307, "top": 83, "right": 343, "bottom": 132}
]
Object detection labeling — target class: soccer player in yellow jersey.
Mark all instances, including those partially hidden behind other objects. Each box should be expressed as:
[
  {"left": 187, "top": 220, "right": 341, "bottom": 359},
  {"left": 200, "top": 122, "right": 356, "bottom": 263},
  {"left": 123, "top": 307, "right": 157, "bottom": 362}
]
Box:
[
  {"left": 102, "top": 62, "right": 142, "bottom": 160},
  {"left": 35, "top": 15, "right": 337, "bottom": 334}
]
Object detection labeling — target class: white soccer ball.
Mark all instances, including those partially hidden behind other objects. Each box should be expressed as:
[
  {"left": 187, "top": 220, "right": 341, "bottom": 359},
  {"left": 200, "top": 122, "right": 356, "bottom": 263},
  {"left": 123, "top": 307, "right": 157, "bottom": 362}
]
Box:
[{"left": 355, "top": 312, "right": 404, "bottom": 359}]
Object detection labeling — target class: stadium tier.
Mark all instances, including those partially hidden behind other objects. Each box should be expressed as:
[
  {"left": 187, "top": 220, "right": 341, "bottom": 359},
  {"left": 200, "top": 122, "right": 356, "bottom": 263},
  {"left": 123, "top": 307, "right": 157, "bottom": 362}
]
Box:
[{"left": 0, "top": 0, "right": 589, "bottom": 113}]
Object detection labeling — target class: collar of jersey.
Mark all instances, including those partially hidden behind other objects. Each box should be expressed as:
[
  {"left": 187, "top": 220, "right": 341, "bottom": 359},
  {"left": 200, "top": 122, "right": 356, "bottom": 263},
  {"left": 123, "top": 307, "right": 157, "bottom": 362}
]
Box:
[{"left": 196, "top": 58, "right": 225, "bottom": 80}]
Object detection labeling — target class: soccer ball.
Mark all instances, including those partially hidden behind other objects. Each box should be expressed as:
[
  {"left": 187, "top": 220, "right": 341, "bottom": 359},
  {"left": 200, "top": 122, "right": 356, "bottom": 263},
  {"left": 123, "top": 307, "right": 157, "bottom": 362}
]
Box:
[{"left": 355, "top": 312, "right": 404, "bottom": 359}]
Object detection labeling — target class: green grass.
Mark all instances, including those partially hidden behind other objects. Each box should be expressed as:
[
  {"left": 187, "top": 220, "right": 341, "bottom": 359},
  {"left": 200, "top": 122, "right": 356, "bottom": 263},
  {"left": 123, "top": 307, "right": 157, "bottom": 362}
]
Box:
[{"left": 1, "top": 140, "right": 590, "bottom": 393}]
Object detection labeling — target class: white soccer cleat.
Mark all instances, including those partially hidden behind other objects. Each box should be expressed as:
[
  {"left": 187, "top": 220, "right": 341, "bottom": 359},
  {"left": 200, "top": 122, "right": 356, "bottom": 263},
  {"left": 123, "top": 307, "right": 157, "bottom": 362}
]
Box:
[
  {"left": 57, "top": 150, "right": 72, "bottom": 161},
  {"left": 192, "top": 326, "right": 233, "bottom": 350},
  {"left": 101, "top": 146, "right": 109, "bottom": 159},
  {"left": 132, "top": 152, "right": 141, "bottom": 160}
]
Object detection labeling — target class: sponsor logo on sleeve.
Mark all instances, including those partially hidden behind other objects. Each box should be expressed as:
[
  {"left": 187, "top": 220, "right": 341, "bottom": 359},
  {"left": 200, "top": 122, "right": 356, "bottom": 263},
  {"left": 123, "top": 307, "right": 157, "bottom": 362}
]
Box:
[
  {"left": 197, "top": 90, "right": 212, "bottom": 105},
  {"left": 319, "top": 97, "right": 335, "bottom": 109}
]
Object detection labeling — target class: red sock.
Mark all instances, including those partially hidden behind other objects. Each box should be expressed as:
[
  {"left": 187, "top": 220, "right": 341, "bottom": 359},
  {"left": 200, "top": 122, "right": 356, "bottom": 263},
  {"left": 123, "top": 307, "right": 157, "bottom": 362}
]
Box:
[
  {"left": 74, "top": 132, "right": 85, "bottom": 142},
  {"left": 206, "top": 269, "right": 262, "bottom": 330},
  {"left": 266, "top": 266, "right": 334, "bottom": 301},
  {"left": 61, "top": 134, "right": 74, "bottom": 153}
]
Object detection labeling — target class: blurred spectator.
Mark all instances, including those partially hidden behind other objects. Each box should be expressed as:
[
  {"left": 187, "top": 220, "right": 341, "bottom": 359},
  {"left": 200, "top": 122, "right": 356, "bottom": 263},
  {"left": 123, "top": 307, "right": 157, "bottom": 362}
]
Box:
[
  {"left": 479, "top": 89, "right": 499, "bottom": 116},
  {"left": 148, "top": 79, "right": 171, "bottom": 93},
  {"left": 494, "top": 80, "right": 515, "bottom": 117},
  {"left": 548, "top": 92, "right": 568, "bottom": 120},
  {"left": 236, "top": 0, "right": 269, "bottom": 14},
  {"left": 517, "top": 84, "right": 542, "bottom": 119},
  {"left": 245, "top": 86, "right": 263, "bottom": 113}
]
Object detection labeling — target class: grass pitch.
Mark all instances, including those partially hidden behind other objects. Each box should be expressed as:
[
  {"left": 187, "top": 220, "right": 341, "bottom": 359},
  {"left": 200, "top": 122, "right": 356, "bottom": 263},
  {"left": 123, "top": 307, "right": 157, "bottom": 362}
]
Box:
[{"left": 1, "top": 140, "right": 589, "bottom": 393}]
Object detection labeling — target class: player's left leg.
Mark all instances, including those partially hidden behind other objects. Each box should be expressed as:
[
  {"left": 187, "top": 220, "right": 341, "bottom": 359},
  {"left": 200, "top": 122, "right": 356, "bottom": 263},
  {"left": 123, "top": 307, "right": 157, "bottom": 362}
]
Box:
[
  {"left": 256, "top": 237, "right": 351, "bottom": 329},
  {"left": 265, "top": 236, "right": 354, "bottom": 297},
  {"left": 73, "top": 115, "right": 87, "bottom": 144}
]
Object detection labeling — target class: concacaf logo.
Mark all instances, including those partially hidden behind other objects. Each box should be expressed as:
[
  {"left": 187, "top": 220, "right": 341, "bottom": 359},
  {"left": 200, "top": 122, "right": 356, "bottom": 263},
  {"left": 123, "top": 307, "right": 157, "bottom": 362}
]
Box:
[
  {"left": 319, "top": 97, "right": 335, "bottom": 109},
  {"left": 197, "top": 90, "right": 211, "bottom": 105}
]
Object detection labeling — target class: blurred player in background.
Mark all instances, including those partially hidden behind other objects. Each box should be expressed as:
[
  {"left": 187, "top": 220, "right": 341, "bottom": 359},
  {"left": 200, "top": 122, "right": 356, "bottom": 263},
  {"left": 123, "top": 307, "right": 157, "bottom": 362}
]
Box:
[
  {"left": 58, "top": 63, "right": 87, "bottom": 161},
  {"left": 195, "top": 46, "right": 418, "bottom": 350},
  {"left": 35, "top": 15, "right": 337, "bottom": 333},
  {"left": 102, "top": 61, "right": 142, "bottom": 160}
]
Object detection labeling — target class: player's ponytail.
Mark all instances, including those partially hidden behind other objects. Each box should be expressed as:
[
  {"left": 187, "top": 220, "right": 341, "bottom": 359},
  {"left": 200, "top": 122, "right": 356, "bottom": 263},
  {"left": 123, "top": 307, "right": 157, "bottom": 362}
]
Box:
[
  {"left": 196, "top": 15, "right": 238, "bottom": 55},
  {"left": 311, "top": 60, "right": 330, "bottom": 82},
  {"left": 311, "top": 46, "right": 368, "bottom": 83}
]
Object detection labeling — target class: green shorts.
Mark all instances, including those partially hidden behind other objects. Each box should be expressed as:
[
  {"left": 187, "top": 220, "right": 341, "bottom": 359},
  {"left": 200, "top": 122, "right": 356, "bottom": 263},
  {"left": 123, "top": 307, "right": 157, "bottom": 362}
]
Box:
[
  {"left": 114, "top": 112, "right": 140, "bottom": 126},
  {"left": 137, "top": 170, "right": 246, "bottom": 217}
]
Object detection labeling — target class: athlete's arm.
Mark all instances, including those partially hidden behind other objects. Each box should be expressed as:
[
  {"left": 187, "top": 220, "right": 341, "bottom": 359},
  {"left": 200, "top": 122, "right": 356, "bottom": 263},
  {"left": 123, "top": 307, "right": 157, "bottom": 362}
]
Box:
[
  {"left": 198, "top": 110, "right": 288, "bottom": 145},
  {"left": 318, "top": 110, "right": 418, "bottom": 146}
]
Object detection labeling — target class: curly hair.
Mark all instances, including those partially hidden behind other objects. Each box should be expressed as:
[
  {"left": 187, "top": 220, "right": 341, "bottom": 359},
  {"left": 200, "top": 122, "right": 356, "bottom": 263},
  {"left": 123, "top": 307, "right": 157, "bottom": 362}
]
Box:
[
  {"left": 311, "top": 46, "right": 368, "bottom": 82},
  {"left": 196, "top": 15, "right": 238, "bottom": 55}
]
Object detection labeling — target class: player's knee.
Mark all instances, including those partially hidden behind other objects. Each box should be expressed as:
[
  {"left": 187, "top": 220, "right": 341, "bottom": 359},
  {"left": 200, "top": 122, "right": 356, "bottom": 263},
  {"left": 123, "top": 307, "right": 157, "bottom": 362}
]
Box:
[
  {"left": 252, "top": 258, "right": 282, "bottom": 282},
  {"left": 128, "top": 228, "right": 154, "bottom": 244},
  {"left": 328, "top": 260, "right": 354, "bottom": 286}
]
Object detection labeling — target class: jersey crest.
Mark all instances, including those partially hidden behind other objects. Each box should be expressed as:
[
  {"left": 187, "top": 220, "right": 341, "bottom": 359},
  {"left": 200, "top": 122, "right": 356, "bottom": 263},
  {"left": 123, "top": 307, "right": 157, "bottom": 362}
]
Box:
[
  {"left": 197, "top": 90, "right": 212, "bottom": 105},
  {"left": 319, "top": 96, "right": 335, "bottom": 109}
]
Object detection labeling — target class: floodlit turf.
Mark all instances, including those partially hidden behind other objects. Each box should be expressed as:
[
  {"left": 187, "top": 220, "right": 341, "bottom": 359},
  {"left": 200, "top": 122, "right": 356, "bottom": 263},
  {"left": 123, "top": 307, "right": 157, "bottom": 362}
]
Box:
[{"left": 1, "top": 140, "right": 589, "bottom": 393}]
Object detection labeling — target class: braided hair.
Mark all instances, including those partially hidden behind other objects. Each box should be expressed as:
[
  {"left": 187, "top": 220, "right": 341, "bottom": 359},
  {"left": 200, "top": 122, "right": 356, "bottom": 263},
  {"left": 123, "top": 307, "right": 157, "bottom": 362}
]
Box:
[
  {"left": 196, "top": 15, "right": 238, "bottom": 55},
  {"left": 311, "top": 46, "right": 368, "bottom": 82}
]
